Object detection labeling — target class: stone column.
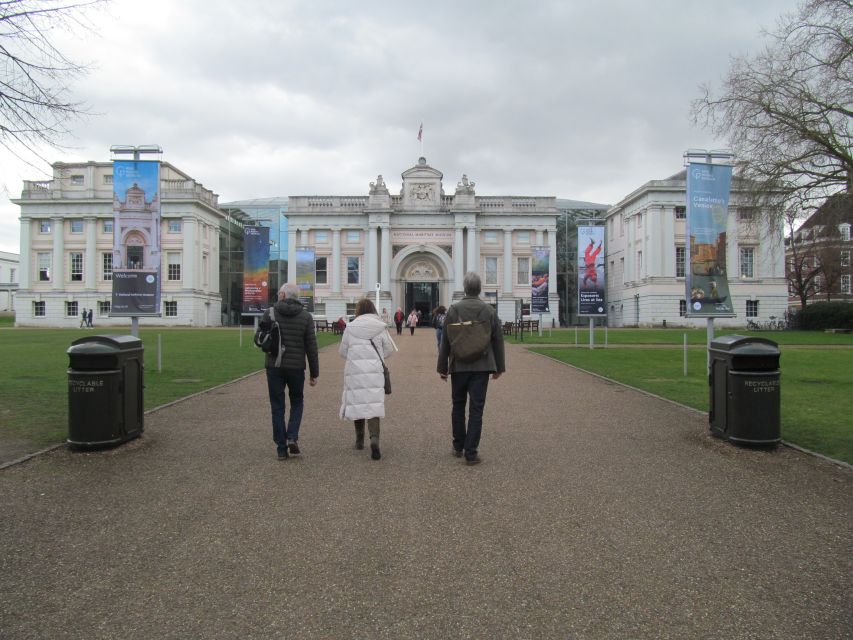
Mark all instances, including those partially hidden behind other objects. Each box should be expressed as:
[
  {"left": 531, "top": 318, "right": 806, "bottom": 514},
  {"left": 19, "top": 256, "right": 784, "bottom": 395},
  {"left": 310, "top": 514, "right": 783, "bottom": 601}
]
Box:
[
  {"left": 287, "top": 228, "right": 297, "bottom": 282},
  {"left": 51, "top": 216, "right": 64, "bottom": 290},
  {"left": 85, "top": 216, "right": 97, "bottom": 290},
  {"left": 299, "top": 228, "right": 309, "bottom": 245},
  {"left": 625, "top": 214, "right": 635, "bottom": 282},
  {"left": 466, "top": 226, "right": 478, "bottom": 274},
  {"left": 367, "top": 224, "right": 378, "bottom": 292},
  {"left": 182, "top": 217, "right": 196, "bottom": 290},
  {"left": 381, "top": 225, "right": 391, "bottom": 291},
  {"left": 331, "top": 229, "right": 341, "bottom": 294},
  {"left": 454, "top": 226, "right": 465, "bottom": 290},
  {"left": 503, "top": 229, "right": 513, "bottom": 293},
  {"left": 19, "top": 219, "right": 30, "bottom": 289}
]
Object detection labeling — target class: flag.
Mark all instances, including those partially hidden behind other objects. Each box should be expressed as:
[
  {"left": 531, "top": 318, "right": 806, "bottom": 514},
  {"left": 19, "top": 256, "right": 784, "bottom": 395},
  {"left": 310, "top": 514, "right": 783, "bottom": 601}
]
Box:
[{"left": 417, "top": 123, "right": 423, "bottom": 142}]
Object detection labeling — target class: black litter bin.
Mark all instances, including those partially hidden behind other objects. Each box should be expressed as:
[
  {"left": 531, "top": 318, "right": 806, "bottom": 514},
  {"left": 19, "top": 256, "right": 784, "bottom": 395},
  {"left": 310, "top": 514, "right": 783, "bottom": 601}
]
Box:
[
  {"left": 67, "top": 335, "right": 144, "bottom": 449},
  {"left": 709, "top": 335, "right": 780, "bottom": 446}
]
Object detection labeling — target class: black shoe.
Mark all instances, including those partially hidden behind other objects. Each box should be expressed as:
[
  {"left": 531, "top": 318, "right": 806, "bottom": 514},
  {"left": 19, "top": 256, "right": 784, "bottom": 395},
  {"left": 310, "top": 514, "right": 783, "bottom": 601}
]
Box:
[
  {"left": 370, "top": 442, "right": 381, "bottom": 460},
  {"left": 277, "top": 449, "right": 288, "bottom": 460},
  {"left": 465, "top": 454, "right": 482, "bottom": 466},
  {"left": 453, "top": 449, "right": 463, "bottom": 458},
  {"left": 288, "top": 442, "right": 300, "bottom": 455}
]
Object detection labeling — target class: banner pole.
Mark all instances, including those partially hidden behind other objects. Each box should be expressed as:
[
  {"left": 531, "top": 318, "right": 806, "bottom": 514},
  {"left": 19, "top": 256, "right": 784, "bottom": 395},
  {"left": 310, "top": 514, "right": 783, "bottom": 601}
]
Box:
[
  {"left": 707, "top": 317, "right": 714, "bottom": 371},
  {"left": 589, "top": 317, "right": 594, "bottom": 350},
  {"left": 158, "top": 334, "right": 162, "bottom": 373},
  {"left": 684, "top": 333, "right": 688, "bottom": 377},
  {"left": 131, "top": 317, "right": 139, "bottom": 338}
]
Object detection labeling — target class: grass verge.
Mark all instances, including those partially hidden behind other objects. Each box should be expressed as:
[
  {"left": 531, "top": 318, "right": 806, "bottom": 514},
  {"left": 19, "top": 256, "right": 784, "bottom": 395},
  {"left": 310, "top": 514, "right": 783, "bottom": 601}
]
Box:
[
  {"left": 531, "top": 346, "right": 852, "bottom": 465},
  {"left": 509, "top": 327, "right": 853, "bottom": 346},
  {"left": 0, "top": 327, "right": 340, "bottom": 449}
]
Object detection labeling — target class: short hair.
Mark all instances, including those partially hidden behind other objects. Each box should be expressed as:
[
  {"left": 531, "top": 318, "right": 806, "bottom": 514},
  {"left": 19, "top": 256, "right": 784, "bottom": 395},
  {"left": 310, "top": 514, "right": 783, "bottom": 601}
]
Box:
[
  {"left": 355, "top": 298, "right": 377, "bottom": 317},
  {"left": 463, "top": 271, "right": 482, "bottom": 297},
  {"left": 279, "top": 283, "right": 300, "bottom": 300}
]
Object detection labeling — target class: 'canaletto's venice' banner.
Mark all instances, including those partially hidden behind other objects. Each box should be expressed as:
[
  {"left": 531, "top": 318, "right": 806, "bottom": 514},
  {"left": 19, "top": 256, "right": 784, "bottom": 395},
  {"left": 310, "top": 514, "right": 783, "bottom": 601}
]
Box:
[
  {"left": 243, "top": 226, "right": 270, "bottom": 314},
  {"left": 685, "top": 162, "right": 735, "bottom": 317}
]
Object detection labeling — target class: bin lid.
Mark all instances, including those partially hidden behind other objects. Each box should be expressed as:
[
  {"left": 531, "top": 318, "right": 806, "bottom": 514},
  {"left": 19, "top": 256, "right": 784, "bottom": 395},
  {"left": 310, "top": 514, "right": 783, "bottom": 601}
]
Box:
[
  {"left": 67, "top": 334, "right": 143, "bottom": 355},
  {"left": 709, "top": 334, "right": 779, "bottom": 355}
]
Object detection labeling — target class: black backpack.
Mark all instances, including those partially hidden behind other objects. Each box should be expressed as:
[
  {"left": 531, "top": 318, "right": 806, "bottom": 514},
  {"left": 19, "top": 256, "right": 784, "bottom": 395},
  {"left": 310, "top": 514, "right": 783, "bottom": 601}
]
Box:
[{"left": 254, "top": 307, "right": 286, "bottom": 366}]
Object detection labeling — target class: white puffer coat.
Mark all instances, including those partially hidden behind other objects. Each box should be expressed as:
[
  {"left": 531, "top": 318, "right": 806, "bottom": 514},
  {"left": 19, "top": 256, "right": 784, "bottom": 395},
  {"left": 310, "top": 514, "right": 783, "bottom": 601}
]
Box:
[{"left": 339, "top": 313, "right": 397, "bottom": 420}]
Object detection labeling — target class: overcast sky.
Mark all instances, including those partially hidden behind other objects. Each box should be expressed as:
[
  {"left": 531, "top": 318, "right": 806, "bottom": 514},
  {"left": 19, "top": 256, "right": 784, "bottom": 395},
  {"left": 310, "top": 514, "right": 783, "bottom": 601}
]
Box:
[{"left": 0, "top": 0, "right": 803, "bottom": 254}]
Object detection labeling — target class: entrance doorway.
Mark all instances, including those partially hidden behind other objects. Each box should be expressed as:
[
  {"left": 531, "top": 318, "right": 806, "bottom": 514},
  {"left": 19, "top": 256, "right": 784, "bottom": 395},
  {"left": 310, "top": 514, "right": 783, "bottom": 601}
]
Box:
[{"left": 405, "top": 282, "right": 438, "bottom": 326}]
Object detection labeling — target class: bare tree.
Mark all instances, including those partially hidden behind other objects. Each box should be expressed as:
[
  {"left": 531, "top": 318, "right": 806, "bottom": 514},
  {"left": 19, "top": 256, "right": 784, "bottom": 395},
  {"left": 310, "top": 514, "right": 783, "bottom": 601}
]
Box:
[
  {"left": 786, "top": 217, "right": 823, "bottom": 308},
  {"left": 0, "top": 0, "right": 106, "bottom": 164},
  {"left": 692, "top": 0, "right": 852, "bottom": 218}
]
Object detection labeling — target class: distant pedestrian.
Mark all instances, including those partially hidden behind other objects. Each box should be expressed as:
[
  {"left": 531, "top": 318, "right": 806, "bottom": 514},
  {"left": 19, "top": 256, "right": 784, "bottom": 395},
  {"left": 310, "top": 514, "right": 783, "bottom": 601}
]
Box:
[
  {"left": 339, "top": 298, "right": 396, "bottom": 460},
  {"left": 80, "top": 308, "right": 87, "bottom": 328},
  {"left": 394, "top": 308, "right": 404, "bottom": 335},
  {"left": 87, "top": 308, "right": 94, "bottom": 328},
  {"left": 437, "top": 272, "right": 506, "bottom": 465},
  {"left": 258, "top": 283, "right": 320, "bottom": 460},
  {"left": 407, "top": 309, "right": 419, "bottom": 336},
  {"left": 432, "top": 305, "right": 446, "bottom": 350}
]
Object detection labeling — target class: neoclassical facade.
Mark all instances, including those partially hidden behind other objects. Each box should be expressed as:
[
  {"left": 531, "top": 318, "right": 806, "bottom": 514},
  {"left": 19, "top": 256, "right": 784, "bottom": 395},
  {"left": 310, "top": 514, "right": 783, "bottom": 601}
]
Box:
[{"left": 283, "top": 158, "right": 560, "bottom": 324}]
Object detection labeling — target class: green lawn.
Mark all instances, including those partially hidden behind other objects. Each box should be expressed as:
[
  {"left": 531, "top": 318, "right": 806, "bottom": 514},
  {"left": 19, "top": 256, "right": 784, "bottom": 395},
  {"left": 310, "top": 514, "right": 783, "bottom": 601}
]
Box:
[
  {"left": 510, "top": 327, "right": 853, "bottom": 346},
  {"left": 531, "top": 346, "right": 852, "bottom": 464},
  {"left": 0, "top": 327, "right": 339, "bottom": 448}
]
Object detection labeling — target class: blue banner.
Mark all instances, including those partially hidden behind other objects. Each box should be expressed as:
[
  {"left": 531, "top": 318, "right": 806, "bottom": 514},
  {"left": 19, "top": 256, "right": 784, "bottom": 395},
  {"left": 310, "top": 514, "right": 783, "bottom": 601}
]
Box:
[
  {"left": 686, "top": 162, "right": 734, "bottom": 316},
  {"left": 243, "top": 226, "right": 270, "bottom": 314}
]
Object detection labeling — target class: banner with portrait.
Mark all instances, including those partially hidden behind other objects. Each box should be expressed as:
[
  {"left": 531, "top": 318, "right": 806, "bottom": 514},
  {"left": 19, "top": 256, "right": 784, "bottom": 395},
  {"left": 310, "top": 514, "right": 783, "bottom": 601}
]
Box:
[
  {"left": 686, "top": 162, "right": 735, "bottom": 317},
  {"left": 243, "top": 226, "right": 270, "bottom": 314},
  {"left": 577, "top": 225, "right": 606, "bottom": 316},
  {"left": 111, "top": 160, "right": 161, "bottom": 315},
  {"left": 530, "top": 247, "right": 550, "bottom": 313},
  {"left": 295, "top": 246, "right": 316, "bottom": 312}
]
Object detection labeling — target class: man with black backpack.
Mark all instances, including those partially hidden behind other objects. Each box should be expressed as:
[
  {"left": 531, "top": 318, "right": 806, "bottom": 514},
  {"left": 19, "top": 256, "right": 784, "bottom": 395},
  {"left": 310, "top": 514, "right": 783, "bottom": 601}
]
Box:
[
  {"left": 437, "top": 271, "right": 506, "bottom": 465},
  {"left": 257, "top": 283, "right": 319, "bottom": 460}
]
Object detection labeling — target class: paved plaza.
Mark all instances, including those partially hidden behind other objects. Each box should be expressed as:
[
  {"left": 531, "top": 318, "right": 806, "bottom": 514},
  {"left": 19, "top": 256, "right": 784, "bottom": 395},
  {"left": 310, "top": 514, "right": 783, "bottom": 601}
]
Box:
[{"left": 1, "top": 330, "right": 850, "bottom": 639}]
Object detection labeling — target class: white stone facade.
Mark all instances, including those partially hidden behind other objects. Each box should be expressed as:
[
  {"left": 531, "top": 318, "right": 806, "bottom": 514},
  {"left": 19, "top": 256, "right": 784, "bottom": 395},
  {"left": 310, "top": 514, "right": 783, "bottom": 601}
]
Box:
[
  {"left": 0, "top": 251, "right": 19, "bottom": 311},
  {"left": 604, "top": 170, "right": 788, "bottom": 328},
  {"left": 13, "top": 161, "right": 223, "bottom": 327},
  {"left": 284, "top": 158, "right": 561, "bottom": 325}
]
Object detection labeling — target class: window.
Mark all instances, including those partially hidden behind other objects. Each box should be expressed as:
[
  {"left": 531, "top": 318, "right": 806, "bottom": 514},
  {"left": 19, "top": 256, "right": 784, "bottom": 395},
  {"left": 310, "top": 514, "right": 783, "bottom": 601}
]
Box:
[
  {"left": 841, "top": 275, "right": 850, "bottom": 294},
  {"left": 70, "top": 220, "right": 83, "bottom": 233},
  {"left": 675, "top": 246, "right": 686, "bottom": 278},
  {"left": 313, "top": 303, "right": 326, "bottom": 316},
  {"left": 346, "top": 302, "right": 356, "bottom": 318},
  {"left": 168, "top": 220, "right": 182, "bottom": 233},
  {"left": 315, "top": 257, "right": 328, "bottom": 285},
  {"left": 103, "top": 220, "right": 113, "bottom": 233},
  {"left": 484, "top": 230, "right": 498, "bottom": 244},
  {"left": 164, "top": 301, "right": 177, "bottom": 317},
  {"left": 202, "top": 254, "right": 209, "bottom": 286},
  {"left": 675, "top": 206, "right": 686, "bottom": 220},
  {"left": 738, "top": 208, "right": 756, "bottom": 222},
  {"left": 517, "top": 257, "right": 530, "bottom": 285},
  {"left": 346, "top": 256, "right": 360, "bottom": 284},
  {"left": 841, "top": 251, "right": 850, "bottom": 268},
  {"left": 66, "top": 301, "right": 78, "bottom": 317},
  {"left": 315, "top": 230, "right": 328, "bottom": 243},
  {"left": 746, "top": 300, "right": 759, "bottom": 317},
  {"left": 70, "top": 252, "right": 83, "bottom": 281},
  {"left": 103, "top": 175, "right": 113, "bottom": 185},
  {"left": 636, "top": 250, "right": 643, "bottom": 278},
  {"left": 98, "top": 301, "right": 111, "bottom": 316},
  {"left": 9, "top": 268, "right": 15, "bottom": 282},
  {"left": 636, "top": 213, "right": 643, "bottom": 229},
  {"left": 346, "top": 230, "right": 361, "bottom": 243},
  {"left": 840, "top": 225, "right": 850, "bottom": 242},
  {"left": 38, "top": 252, "right": 51, "bottom": 281},
  {"left": 517, "top": 231, "right": 530, "bottom": 244},
  {"left": 99, "top": 253, "right": 111, "bottom": 281},
  {"left": 167, "top": 252, "right": 182, "bottom": 281},
  {"left": 814, "top": 276, "right": 822, "bottom": 293},
  {"left": 679, "top": 300, "right": 687, "bottom": 316},
  {"left": 739, "top": 247, "right": 755, "bottom": 279},
  {"left": 485, "top": 256, "right": 498, "bottom": 285},
  {"left": 619, "top": 216, "right": 624, "bottom": 237},
  {"left": 33, "top": 301, "right": 45, "bottom": 317},
  {"left": 38, "top": 220, "right": 51, "bottom": 233},
  {"left": 70, "top": 174, "right": 84, "bottom": 186}
]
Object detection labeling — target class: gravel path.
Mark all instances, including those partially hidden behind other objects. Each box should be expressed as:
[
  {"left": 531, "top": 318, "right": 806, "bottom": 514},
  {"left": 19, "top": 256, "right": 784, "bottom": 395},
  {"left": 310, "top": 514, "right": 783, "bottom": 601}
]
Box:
[{"left": 1, "top": 330, "right": 850, "bottom": 639}]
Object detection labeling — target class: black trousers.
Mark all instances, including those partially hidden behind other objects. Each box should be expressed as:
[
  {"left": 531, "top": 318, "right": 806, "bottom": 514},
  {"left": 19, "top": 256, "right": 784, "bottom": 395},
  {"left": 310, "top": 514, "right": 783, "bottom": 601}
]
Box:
[{"left": 450, "top": 371, "right": 490, "bottom": 457}]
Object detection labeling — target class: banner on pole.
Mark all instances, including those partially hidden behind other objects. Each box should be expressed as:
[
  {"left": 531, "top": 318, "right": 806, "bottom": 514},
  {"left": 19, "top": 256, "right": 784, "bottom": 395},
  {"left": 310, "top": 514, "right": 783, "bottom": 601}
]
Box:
[
  {"left": 243, "top": 226, "right": 270, "bottom": 314},
  {"left": 531, "top": 246, "right": 550, "bottom": 313},
  {"left": 685, "top": 162, "right": 735, "bottom": 317},
  {"left": 577, "top": 225, "right": 606, "bottom": 316},
  {"left": 111, "top": 160, "right": 161, "bottom": 315},
  {"left": 296, "top": 246, "right": 316, "bottom": 312}
]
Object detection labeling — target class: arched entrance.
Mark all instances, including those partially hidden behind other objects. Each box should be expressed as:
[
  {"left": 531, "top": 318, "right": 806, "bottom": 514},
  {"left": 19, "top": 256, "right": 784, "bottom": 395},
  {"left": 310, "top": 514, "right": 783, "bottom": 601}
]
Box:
[{"left": 393, "top": 246, "right": 453, "bottom": 326}]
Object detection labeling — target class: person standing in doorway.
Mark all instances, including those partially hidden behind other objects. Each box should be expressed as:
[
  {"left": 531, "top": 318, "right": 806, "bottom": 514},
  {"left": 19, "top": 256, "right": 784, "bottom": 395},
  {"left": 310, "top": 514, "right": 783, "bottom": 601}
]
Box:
[
  {"left": 407, "top": 308, "right": 419, "bottom": 336},
  {"left": 259, "top": 283, "right": 319, "bottom": 460},
  {"left": 339, "top": 298, "right": 396, "bottom": 460},
  {"left": 394, "top": 307, "right": 404, "bottom": 335},
  {"left": 432, "top": 305, "right": 446, "bottom": 350},
  {"left": 437, "top": 272, "right": 506, "bottom": 465}
]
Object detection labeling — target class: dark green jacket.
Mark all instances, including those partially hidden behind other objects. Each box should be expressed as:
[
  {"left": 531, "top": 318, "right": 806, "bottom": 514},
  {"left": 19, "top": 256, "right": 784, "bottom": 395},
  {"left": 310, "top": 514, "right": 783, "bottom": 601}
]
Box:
[
  {"left": 437, "top": 296, "right": 506, "bottom": 375},
  {"left": 259, "top": 299, "right": 319, "bottom": 377}
]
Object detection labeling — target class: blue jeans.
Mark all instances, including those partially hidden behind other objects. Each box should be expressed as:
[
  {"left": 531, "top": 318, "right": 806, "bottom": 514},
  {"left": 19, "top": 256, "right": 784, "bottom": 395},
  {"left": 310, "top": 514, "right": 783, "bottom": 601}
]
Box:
[
  {"left": 435, "top": 327, "right": 443, "bottom": 349},
  {"left": 266, "top": 368, "right": 305, "bottom": 451},
  {"left": 450, "top": 371, "right": 490, "bottom": 458}
]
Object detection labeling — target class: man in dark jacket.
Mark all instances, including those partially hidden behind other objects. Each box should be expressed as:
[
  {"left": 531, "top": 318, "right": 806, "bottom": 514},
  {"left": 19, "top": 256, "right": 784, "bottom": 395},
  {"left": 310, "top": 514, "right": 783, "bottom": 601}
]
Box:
[
  {"left": 437, "top": 271, "right": 506, "bottom": 465},
  {"left": 259, "top": 283, "right": 319, "bottom": 459}
]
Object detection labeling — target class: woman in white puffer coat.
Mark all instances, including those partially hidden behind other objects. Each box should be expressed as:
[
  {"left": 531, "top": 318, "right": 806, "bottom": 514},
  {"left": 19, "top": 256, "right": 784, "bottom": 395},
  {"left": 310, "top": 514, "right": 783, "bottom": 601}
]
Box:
[{"left": 339, "top": 298, "right": 397, "bottom": 460}]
